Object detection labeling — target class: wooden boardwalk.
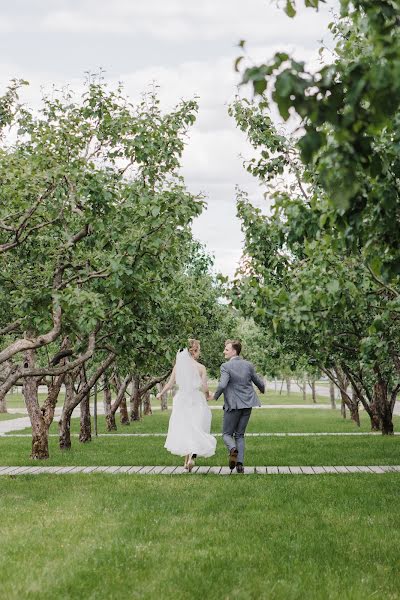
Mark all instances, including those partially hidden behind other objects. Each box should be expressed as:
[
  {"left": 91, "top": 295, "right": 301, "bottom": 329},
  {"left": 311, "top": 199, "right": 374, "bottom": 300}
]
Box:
[{"left": 0, "top": 465, "right": 399, "bottom": 476}]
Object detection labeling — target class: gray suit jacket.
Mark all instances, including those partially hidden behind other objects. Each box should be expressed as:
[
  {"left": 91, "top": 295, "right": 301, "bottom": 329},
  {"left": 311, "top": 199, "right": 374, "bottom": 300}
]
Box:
[{"left": 214, "top": 356, "right": 265, "bottom": 411}]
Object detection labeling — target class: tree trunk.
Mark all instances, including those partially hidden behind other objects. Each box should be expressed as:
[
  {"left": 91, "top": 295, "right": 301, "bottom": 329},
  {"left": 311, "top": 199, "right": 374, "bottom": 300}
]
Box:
[
  {"left": 130, "top": 375, "right": 141, "bottom": 421},
  {"left": 23, "top": 348, "right": 49, "bottom": 459},
  {"left": 103, "top": 373, "right": 112, "bottom": 421},
  {"left": 333, "top": 367, "right": 360, "bottom": 426},
  {"left": 59, "top": 353, "right": 116, "bottom": 449},
  {"left": 285, "top": 377, "right": 291, "bottom": 396},
  {"left": 79, "top": 392, "right": 91, "bottom": 443},
  {"left": 310, "top": 379, "right": 317, "bottom": 404},
  {"left": 374, "top": 377, "right": 393, "bottom": 435},
  {"left": 105, "top": 412, "right": 117, "bottom": 431},
  {"left": 106, "top": 373, "right": 132, "bottom": 431},
  {"left": 329, "top": 380, "right": 336, "bottom": 410},
  {"left": 157, "top": 382, "right": 168, "bottom": 411},
  {"left": 59, "top": 374, "right": 75, "bottom": 450},
  {"left": 0, "top": 363, "right": 21, "bottom": 414},
  {"left": 303, "top": 375, "right": 307, "bottom": 402},
  {"left": 119, "top": 396, "right": 130, "bottom": 425},
  {"left": 143, "top": 391, "right": 152, "bottom": 416},
  {"left": 349, "top": 402, "right": 360, "bottom": 427},
  {"left": 368, "top": 401, "right": 381, "bottom": 431},
  {"left": 341, "top": 399, "right": 346, "bottom": 419},
  {"left": 0, "top": 393, "right": 7, "bottom": 413}
]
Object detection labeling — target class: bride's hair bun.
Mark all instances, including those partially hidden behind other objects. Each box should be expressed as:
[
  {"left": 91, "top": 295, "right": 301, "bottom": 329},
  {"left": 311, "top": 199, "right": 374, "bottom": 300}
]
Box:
[{"left": 187, "top": 338, "right": 200, "bottom": 356}]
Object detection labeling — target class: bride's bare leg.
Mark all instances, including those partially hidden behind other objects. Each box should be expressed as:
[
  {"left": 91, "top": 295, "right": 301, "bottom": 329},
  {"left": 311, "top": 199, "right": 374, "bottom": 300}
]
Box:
[{"left": 187, "top": 453, "right": 194, "bottom": 472}]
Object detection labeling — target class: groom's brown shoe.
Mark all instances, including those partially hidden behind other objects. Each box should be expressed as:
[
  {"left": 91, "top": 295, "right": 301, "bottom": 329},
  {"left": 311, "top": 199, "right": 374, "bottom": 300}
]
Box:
[
  {"left": 229, "top": 447, "right": 238, "bottom": 470},
  {"left": 236, "top": 463, "right": 244, "bottom": 474}
]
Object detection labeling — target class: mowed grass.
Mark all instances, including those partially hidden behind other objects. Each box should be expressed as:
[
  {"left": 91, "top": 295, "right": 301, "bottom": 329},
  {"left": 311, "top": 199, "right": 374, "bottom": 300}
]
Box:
[
  {"left": 0, "top": 474, "right": 399, "bottom": 600},
  {"left": 0, "top": 412, "right": 25, "bottom": 421},
  {"left": 3, "top": 387, "right": 331, "bottom": 410},
  {"left": 8, "top": 407, "right": 400, "bottom": 435},
  {"left": 2, "top": 408, "right": 400, "bottom": 467}
]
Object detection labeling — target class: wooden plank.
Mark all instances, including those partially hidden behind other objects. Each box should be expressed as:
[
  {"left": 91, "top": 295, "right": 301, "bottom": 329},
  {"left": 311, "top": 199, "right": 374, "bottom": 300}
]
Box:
[
  {"left": 255, "top": 466, "right": 267, "bottom": 474},
  {"left": 11, "top": 466, "right": 35, "bottom": 475},
  {"left": 138, "top": 466, "right": 155, "bottom": 474},
  {"left": 322, "top": 466, "right": 339, "bottom": 473},
  {"left": 346, "top": 466, "right": 362, "bottom": 473},
  {"left": 368, "top": 466, "right": 385, "bottom": 473},
  {"left": 196, "top": 466, "right": 210, "bottom": 474},
  {"left": 277, "top": 467, "right": 291, "bottom": 474},
  {"left": 7, "top": 465, "right": 30, "bottom": 475},
  {"left": 5, "top": 467, "right": 27, "bottom": 475},
  {"left": 0, "top": 466, "right": 15, "bottom": 474},
  {"left": 172, "top": 466, "right": 186, "bottom": 474},
  {"left": 266, "top": 467, "right": 279, "bottom": 474},
  {"left": 244, "top": 467, "right": 255, "bottom": 474},
  {"left": 1, "top": 467, "right": 18, "bottom": 475},
  {"left": 300, "top": 467, "right": 315, "bottom": 474},
  {"left": 125, "top": 466, "right": 144, "bottom": 473},
  {"left": 209, "top": 467, "right": 221, "bottom": 474},
  {"left": 158, "top": 466, "right": 176, "bottom": 474},
  {"left": 151, "top": 466, "right": 167, "bottom": 474},
  {"left": 312, "top": 467, "right": 327, "bottom": 474},
  {"left": 219, "top": 467, "right": 232, "bottom": 475},
  {"left": 333, "top": 466, "right": 350, "bottom": 473},
  {"left": 355, "top": 466, "right": 373, "bottom": 473}
]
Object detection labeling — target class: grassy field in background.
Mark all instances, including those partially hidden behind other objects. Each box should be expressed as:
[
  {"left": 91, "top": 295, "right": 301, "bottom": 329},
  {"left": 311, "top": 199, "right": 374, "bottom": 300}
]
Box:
[
  {"left": 7, "top": 407, "right": 400, "bottom": 436},
  {"left": 0, "top": 412, "right": 25, "bottom": 421},
  {"left": 2, "top": 408, "right": 400, "bottom": 467},
  {"left": 2, "top": 433, "right": 399, "bottom": 467},
  {"left": 3, "top": 387, "right": 332, "bottom": 410},
  {"left": 1, "top": 474, "right": 399, "bottom": 600}
]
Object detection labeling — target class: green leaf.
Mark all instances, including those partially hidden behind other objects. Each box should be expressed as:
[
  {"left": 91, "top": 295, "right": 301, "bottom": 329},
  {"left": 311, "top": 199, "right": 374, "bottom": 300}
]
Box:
[
  {"left": 285, "top": 0, "right": 296, "bottom": 18},
  {"left": 327, "top": 279, "right": 340, "bottom": 294},
  {"left": 253, "top": 79, "right": 267, "bottom": 95},
  {"left": 234, "top": 56, "right": 244, "bottom": 73}
]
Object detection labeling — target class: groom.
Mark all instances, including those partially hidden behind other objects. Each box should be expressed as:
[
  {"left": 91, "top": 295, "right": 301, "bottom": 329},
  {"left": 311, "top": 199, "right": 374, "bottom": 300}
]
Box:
[{"left": 213, "top": 339, "right": 265, "bottom": 473}]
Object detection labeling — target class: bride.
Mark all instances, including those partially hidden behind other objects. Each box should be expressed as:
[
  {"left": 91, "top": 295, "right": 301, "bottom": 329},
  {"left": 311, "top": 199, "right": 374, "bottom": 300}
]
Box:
[{"left": 156, "top": 339, "right": 216, "bottom": 471}]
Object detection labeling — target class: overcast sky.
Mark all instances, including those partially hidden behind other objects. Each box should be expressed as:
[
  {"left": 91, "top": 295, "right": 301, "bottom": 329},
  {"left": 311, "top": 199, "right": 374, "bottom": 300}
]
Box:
[{"left": 1, "top": 0, "right": 339, "bottom": 276}]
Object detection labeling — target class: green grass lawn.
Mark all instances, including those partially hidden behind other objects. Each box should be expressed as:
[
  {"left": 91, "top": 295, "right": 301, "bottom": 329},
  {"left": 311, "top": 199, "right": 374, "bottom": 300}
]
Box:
[
  {"left": 7, "top": 407, "right": 400, "bottom": 436},
  {"left": 0, "top": 474, "right": 399, "bottom": 600},
  {"left": 3, "top": 388, "right": 331, "bottom": 410},
  {"left": 2, "top": 408, "right": 400, "bottom": 468},
  {"left": 3, "top": 409, "right": 400, "bottom": 467},
  {"left": 0, "top": 412, "right": 25, "bottom": 421}
]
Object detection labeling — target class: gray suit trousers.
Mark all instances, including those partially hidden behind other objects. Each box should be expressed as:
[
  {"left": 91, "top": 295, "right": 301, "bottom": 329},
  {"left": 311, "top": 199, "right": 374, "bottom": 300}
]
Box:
[{"left": 222, "top": 408, "right": 252, "bottom": 464}]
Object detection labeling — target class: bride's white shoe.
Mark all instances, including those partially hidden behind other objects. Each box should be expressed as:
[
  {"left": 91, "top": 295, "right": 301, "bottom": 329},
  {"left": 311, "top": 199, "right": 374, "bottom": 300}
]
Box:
[
  {"left": 184, "top": 454, "right": 195, "bottom": 472},
  {"left": 187, "top": 454, "right": 195, "bottom": 472}
]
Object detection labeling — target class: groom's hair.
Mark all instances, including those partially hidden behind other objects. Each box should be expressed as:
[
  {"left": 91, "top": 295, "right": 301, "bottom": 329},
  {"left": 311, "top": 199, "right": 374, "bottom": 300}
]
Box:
[{"left": 226, "top": 339, "right": 242, "bottom": 355}]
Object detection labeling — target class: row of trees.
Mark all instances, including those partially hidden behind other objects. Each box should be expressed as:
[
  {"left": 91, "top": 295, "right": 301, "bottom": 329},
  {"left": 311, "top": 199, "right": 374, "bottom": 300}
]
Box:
[
  {"left": 231, "top": 0, "right": 400, "bottom": 433},
  {"left": 0, "top": 77, "right": 237, "bottom": 458}
]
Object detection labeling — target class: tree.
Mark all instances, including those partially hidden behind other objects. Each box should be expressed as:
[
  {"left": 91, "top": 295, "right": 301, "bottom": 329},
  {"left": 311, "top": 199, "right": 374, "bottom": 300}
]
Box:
[
  {"left": 238, "top": 0, "right": 400, "bottom": 280},
  {"left": 230, "top": 97, "right": 400, "bottom": 433},
  {"left": 0, "top": 76, "right": 203, "bottom": 458}
]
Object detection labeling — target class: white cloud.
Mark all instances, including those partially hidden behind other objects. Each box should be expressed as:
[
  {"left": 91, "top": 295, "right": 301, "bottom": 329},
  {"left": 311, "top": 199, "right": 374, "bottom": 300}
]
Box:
[
  {"left": 0, "top": 0, "right": 339, "bottom": 276},
  {"left": 4, "top": 0, "right": 337, "bottom": 47}
]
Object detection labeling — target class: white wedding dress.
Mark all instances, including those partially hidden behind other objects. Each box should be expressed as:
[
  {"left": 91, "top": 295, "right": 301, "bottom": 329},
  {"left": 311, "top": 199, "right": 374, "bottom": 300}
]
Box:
[{"left": 164, "top": 349, "right": 216, "bottom": 458}]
